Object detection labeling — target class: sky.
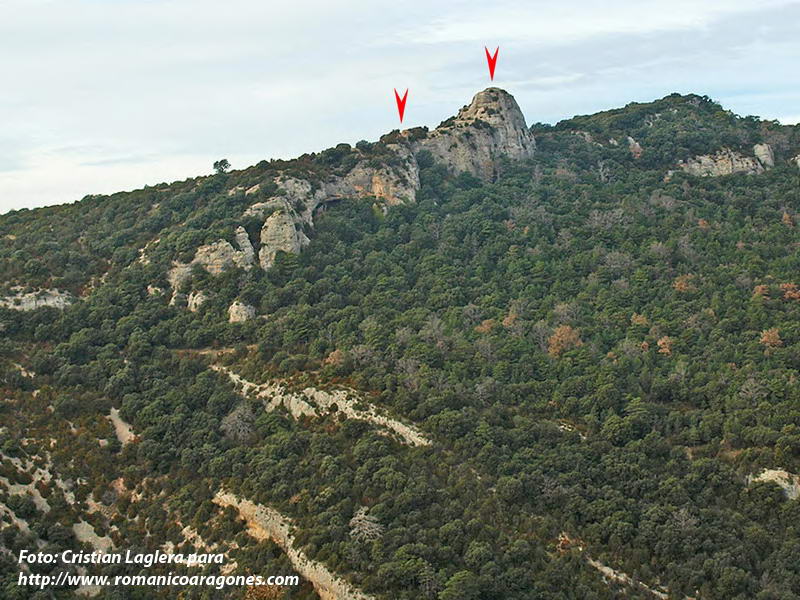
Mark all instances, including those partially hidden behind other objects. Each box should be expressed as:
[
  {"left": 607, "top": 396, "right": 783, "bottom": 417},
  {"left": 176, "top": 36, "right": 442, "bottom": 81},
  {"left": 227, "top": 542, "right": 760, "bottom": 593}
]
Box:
[{"left": 2, "top": 0, "right": 800, "bottom": 214}]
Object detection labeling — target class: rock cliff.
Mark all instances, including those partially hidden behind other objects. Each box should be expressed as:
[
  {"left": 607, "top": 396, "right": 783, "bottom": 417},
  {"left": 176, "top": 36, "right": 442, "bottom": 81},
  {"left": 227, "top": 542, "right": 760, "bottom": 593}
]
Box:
[
  {"left": 167, "top": 88, "right": 535, "bottom": 292},
  {"left": 678, "top": 143, "right": 775, "bottom": 177},
  {"left": 412, "top": 87, "right": 536, "bottom": 180},
  {"left": 167, "top": 226, "right": 256, "bottom": 294}
]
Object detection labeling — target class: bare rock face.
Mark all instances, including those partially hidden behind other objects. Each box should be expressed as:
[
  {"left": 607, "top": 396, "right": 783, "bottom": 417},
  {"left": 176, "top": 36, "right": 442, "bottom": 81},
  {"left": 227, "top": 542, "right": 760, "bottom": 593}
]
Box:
[
  {"left": 259, "top": 208, "right": 309, "bottom": 270},
  {"left": 234, "top": 226, "right": 255, "bottom": 266},
  {"left": 187, "top": 291, "right": 207, "bottom": 313},
  {"left": 679, "top": 143, "right": 776, "bottom": 177},
  {"left": 0, "top": 287, "right": 73, "bottom": 311},
  {"left": 747, "top": 469, "right": 800, "bottom": 500},
  {"left": 331, "top": 144, "right": 419, "bottom": 206},
  {"left": 228, "top": 301, "right": 256, "bottom": 323},
  {"left": 678, "top": 148, "right": 765, "bottom": 177},
  {"left": 753, "top": 143, "right": 775, "bottom": 168},
  {"left": 169, "top": 87, "right": 535, "bottom": 282},
  {"left": 168, "top": 227, "right": 256, "bottom": 291},
  {"left": 414, "top": 87, "right": 536, "bottom": 179}
]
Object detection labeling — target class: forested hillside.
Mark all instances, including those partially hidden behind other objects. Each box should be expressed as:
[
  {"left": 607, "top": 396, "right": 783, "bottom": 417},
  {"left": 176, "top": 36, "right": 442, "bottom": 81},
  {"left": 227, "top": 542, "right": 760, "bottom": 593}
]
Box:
[{"left": 2, "top": 90, "right": 800, "bottom": 600}]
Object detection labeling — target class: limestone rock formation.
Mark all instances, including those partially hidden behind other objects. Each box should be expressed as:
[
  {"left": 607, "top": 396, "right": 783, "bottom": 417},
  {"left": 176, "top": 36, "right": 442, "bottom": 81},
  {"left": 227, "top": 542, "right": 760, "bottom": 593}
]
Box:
[
  {"left": 168, "top": 227, "right": 255, "bottom": 291},
  {"left": 169, "top": 87, "right": 535, "bottom": 284},
  {"left": 679, "top": 143, "right": 775, "bottom": 177},
  {"left": 228, "top": 301, "right": 255, "bottom": 323},
  {"left": 0, "top": 287, "right": 73, "bottom": 311},
  {"left": 747, "top": 469, "right": 800, "bottom": 500},
  {"left": 678, "top": 148, "right": 764, "bottom": 177},
  {"left": 258, "top": 208, "right": 309, "bottom": 270},
  {"left": 332, "top": 145, "right": 419, "bottom": 206},
  {"left": 187, "top": 291, "right": 207, "bottom": 313},
  {"left": 753, "top": 143, "right": 775, "bottom": 168},
  {"left": 413, "top": 87, "right": 536, "bottom": 180}
]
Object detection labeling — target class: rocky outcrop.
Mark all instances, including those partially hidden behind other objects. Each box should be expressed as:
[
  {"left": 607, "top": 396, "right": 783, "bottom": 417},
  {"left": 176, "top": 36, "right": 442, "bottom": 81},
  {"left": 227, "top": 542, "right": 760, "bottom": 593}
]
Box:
[
  {"left": 754, "top": 143, "right": 775, "bottom": 168},
  {"left": 213, "top": 365, "right": 430, "bottom": 446},
  {"left": 412, "top": 87, "right": 535, "bottom": 180},
  {"left": 679, "top": 148, "right": 764, "bottom": 176},
  {"left": 0, "top": 287, "right": 73, "bottom": 311},
  {"left": 234, "top": 226, "right": 255, "bottom": 265},
  {"left": 186, "top": 291, "right": 207, "bottom": 312},
  {"left": 107, "top": 408, "right": 135, "bottom": 445},
  {"left": 214, "top": 491, "right": 373, "bottom": 600},
  {"left": 679, "top": 143, "right": 775, "bottom": 177},
  {"left": 258, "top": 208, "right": 309, "bottom": 270},
  {"left": 228, "top": 301, "right": 255, "bottom": 323},
  {"left": 168, "top": 226, "right": 255, "bottom": 291},
  {"left": 747, "top": 469, "right": 800, "bottom": 500},
  {"left": 170, "top": 87, "right": 534, "bottom": 285}
]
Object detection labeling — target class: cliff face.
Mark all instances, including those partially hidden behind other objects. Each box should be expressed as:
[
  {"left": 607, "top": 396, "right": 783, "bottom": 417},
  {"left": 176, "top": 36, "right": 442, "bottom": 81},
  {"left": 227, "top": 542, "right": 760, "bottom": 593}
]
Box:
[
  {"left": 413, "top": 87, "right": 536, "bottom": 180},
  {"left": 166, "top": 88, "right": 536, "bottom": 299},
  {"left": 678, "top": 144, "right": 775, "bottom": 177}
]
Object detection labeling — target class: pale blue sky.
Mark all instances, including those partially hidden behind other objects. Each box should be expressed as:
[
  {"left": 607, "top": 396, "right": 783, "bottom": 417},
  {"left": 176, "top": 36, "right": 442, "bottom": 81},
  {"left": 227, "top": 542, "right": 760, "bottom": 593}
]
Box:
[{"left": 2, "top": 0, "right": 800, "bottom": 213}]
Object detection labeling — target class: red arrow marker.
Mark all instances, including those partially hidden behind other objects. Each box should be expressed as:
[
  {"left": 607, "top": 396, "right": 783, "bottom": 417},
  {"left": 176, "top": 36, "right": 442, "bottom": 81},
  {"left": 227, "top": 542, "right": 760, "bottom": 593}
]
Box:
[
  {"left": 485, "top": 46, "right": 499, "bottom": 81},
  {"left": 394, "top": 88, "right": 408, "bottom": 123}
]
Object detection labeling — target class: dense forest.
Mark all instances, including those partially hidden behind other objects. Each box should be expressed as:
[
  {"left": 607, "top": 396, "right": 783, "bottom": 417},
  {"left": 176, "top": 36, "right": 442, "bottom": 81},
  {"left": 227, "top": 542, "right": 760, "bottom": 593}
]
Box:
[{"left": 2, "top": 92, "right": 800, "bottom": 599}]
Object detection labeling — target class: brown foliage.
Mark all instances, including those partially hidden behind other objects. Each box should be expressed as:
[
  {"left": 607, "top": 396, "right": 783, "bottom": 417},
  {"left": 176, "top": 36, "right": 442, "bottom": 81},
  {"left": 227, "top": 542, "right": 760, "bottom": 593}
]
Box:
[
  {"left": 475, "top": 319, "right": 497, "bottom": 334},
  {"left": 780, "top": 283, "right": 800, "bottom": 300},
  {"left": 673, "top": 274, "right": 695, "bottom": 293},
  {"left": 783, "top": 211, "right": 795, "bottom": 227},
  {"left": 323, "top": 349, "right": 345, "bottom": 366},
  {"left": 697, "top": 219, "right": 710, "bottom": 230},
  {"left": 760, "top": 328, "right": 783, "bottom": 348},
  {"left": 657, "top": 336, "right": 673, "bottom": 355},
  {"left": 630, "top": 313, "right": 649, "bottom": 326},
  {"left": 547, "top": 325, "right": 583, "bottom": 357},
  {"left": 752, "top": 284, "right": 770, "bottom": 298},
  {"left": 244, "top": 584, "right": 284, "bottom": 600}
]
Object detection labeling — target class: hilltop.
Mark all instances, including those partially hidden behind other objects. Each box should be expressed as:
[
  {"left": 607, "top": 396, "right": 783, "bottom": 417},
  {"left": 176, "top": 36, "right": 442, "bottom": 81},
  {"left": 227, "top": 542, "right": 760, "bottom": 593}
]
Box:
[{"left": 2, "top": 88, "right": 800, "bottom": 599}]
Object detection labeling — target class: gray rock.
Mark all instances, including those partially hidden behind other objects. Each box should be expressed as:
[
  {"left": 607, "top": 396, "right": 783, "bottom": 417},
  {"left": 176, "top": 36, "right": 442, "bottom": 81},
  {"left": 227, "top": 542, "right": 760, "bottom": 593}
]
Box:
[
  {"left": 413, "top": 87, "right": 536, "bottom": 180},
  {"left": 187, "top": 291, "right": 207, "bottom": 312},
  {"left": 753, "top": 143, "right": 775, "bottom": 168},
  {"left": 258, "top": 208, "right": 309, "bottom": 270},
  {"left": 169, "top": 87, "right": 538, "bottom": 280},
  {"left": 0, "top": 287, "right": 73, "bottom": 311},
  {"left": 228, "top": 301, "right": 256, "bottom": 323},
  {"left": 678, "top": 148, "right": 764, "bottom": 176}
]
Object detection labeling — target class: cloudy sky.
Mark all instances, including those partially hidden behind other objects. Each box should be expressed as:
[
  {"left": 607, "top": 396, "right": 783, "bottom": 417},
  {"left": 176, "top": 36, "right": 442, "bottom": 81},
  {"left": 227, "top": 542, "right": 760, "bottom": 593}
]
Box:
[{"left": 2, "top": 0, "right": 800, "bottom": 214}]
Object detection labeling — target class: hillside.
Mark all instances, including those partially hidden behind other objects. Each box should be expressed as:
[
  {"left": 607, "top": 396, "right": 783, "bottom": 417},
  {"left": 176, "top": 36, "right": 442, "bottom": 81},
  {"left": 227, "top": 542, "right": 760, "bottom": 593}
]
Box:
[{"left": 2, "top": 88, "right": 800, "bottom": 600}]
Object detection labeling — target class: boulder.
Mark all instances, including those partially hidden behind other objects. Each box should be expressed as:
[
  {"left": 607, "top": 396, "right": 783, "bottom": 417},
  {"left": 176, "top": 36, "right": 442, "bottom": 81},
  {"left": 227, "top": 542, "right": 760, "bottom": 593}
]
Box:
[
  {"left": 753, "top": 143, "right": 775, "bottom": 168},
  {"left": 228, "top": 301, "right": 256, "bottom": 323}
]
